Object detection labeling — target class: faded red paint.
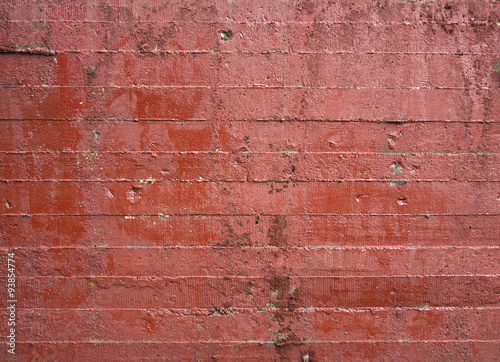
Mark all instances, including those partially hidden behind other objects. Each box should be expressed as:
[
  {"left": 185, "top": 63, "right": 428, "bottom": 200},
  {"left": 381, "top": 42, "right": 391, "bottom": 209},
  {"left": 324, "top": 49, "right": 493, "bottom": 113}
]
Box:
[{"left": 1, "top": 0, "right": 499, "bottom": 360}]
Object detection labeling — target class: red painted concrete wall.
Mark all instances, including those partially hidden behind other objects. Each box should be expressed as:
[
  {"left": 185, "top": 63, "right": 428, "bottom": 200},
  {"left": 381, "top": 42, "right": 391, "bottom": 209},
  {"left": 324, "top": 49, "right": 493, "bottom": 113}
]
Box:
[{"left": 1, "top": 0, "right": 499, "bottom": 360}]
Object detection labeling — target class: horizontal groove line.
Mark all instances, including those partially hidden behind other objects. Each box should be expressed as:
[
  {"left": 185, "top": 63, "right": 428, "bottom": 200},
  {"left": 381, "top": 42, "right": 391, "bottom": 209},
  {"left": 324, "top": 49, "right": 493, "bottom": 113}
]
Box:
[
  {"left": 2, "top": 50, "right": 498, "bottom": 57},
  {"left": 1, "top": 119, "right": 499, "bottom": 123},
  {"left": 2, "top": 50, "right": 499, "bottom": 56},
  {"left": 4, "top": 340, "right": 500, "bottom": 345},
  {"left": 0, "top": 85, "right": 494, "bottom": 90},
  {"left": 4, "top": 20, "right": 497, "bottom": 25},
  {"left": 2, "top": 246, "right": 498, "bottom": 250},
  {"left": 3, "top": 179, "right": 499, "bottom": 182},
  {"left": 0, "top": 151, "right": 498, "bottom": 155},
  {"left": 7, "top": 306, "right": 500, "bottom": 312},
  {"left": 2, "top": 179, "right": 499, "bottom": 183},
  {"left": 6, "top": 275, "right": 499, "bottom": 279},
  {"left": 295, "top": 50, "right": 499, "bottom": 55},
  {"left": 3, "top": 274, "right": 499, "bottom": 279},
  {"left": 4, "top": 245, "right": 499, "bottom": 249},
  {"left": 2, "top": 213, "right": 499, "bottom": 217}
]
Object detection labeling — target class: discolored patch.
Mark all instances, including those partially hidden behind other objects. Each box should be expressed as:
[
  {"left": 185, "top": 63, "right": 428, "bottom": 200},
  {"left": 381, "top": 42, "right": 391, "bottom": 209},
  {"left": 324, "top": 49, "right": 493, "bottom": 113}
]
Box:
[{"left": 267, "top": 215, "right": 288, "bottom": 246}]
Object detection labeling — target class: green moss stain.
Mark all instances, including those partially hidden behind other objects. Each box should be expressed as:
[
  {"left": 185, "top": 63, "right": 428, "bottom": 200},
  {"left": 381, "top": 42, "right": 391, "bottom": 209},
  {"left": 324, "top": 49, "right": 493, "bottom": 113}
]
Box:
[{"left": 220, "top": 30, "right": 233, "bottom": 42}]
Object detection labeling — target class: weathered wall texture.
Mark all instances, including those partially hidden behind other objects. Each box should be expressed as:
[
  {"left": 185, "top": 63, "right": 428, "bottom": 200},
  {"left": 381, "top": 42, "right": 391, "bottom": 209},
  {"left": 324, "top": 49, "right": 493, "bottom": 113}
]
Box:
[{"left": 1, "top": 0, "right": 499, "bottom": 360}]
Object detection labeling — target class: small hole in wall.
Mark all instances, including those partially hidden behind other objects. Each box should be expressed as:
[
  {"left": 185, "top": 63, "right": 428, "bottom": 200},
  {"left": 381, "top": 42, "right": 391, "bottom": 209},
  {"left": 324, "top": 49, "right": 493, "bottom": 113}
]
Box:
[{"left": 220, "top": 30, "right": 233, "bottom": 42}]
